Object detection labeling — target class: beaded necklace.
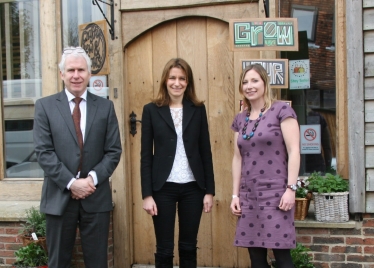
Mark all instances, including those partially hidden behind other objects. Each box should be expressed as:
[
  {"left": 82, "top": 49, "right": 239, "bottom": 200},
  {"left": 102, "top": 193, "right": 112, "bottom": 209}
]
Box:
[{"left": 242, "top": 106, "right": 265, "bottom": 140}]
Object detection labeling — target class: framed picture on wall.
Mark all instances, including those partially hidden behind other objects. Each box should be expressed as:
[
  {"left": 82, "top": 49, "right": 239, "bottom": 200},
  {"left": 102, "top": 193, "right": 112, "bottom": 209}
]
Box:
[{"left": 291, "top": 5, "right": 318, "bottom": 42}]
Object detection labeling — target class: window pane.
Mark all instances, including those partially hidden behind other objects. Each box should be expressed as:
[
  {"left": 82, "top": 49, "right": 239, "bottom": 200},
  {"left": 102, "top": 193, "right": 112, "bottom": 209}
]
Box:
[
  {"left": 1, "top": 0, "right": 43, "bottom": 178},
  {"left": 280, "top": 1, "right": 336, "bottom": 175},
  {"left": 62, "top": 0, "right": 107, "bottom": 47}
]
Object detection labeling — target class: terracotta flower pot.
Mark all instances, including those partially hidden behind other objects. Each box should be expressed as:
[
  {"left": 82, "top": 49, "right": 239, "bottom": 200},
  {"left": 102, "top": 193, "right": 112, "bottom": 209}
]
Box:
[{"left": 19, "top": 235, "right": 48, "bottom": 253}]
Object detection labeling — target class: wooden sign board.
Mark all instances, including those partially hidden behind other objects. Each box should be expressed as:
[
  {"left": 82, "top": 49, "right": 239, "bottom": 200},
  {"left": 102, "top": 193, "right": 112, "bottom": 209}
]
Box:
[
  {"left": 79, "top": 20, "right": 110, "bottom": 75},
  {"left": 241, "top": 59, "right": 289, "bottom": 88},
  {"left": 230, "top": 18, "right": 299, "bottom": 51}
]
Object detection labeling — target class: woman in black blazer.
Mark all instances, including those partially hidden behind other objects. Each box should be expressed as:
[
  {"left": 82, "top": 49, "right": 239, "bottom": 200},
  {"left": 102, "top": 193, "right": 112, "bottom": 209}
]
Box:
[{"left": 141, "top": 58, "right": 215, "bottom": 268}]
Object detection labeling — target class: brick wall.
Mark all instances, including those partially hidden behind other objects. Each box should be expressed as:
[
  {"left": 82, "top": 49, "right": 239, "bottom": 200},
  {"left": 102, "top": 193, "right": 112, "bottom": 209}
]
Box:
[
  {"left": 0, "top": 214, "right": 114, "bottom": 268},
  {"left": 2, "top": 215, "right": 374, "bottom": 267},
  {"left": 294, "top": 214, "right": 374, "bottom": 268}
]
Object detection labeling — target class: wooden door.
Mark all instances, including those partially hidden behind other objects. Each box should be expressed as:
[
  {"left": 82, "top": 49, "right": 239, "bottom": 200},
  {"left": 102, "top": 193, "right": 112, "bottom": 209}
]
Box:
[{"left": 124, "top": 16, "right": 261, "bottom": 267}]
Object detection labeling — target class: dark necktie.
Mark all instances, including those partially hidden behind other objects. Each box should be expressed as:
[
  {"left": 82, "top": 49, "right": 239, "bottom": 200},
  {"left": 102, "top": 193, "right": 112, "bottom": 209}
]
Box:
[{"left": 72, "top": 97, "right": 83, "bottom": 171}]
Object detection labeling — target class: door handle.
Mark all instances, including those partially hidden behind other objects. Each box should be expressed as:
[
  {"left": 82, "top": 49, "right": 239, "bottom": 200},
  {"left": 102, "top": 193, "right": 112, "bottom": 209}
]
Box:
[{"left": 129, "top": 111, "right": 142, "bottom": 137}]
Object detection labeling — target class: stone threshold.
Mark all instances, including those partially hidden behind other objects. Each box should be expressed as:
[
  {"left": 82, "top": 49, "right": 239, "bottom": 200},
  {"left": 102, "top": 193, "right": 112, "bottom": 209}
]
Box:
[{"left": 131, "top": 264, "right": 218, "bottom": 268}]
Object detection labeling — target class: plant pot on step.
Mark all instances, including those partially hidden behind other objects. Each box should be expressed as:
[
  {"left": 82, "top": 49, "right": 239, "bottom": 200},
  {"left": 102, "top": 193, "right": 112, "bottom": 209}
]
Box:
[
  {"left": 13, "top": 242, "right": 48, "bottom": 267},
  {"left": 20, "top": 235, "right": 47, "bottom": 253},
  {"left": 307, "top": 172, "right": 349, "bottom": 222},
  {"left": 313, "top": 191, "right": 349, "bottom": 222},
  {"left": 294, "top": 197, "right": 311, "bottom": 221},
  {"left": 18, "top": 206, "right": 47, "bottom": 252}
]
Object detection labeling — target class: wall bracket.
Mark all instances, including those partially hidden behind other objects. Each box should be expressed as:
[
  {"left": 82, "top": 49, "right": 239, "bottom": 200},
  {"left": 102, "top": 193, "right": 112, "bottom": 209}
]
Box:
[{"left": 92, "top": 0, "right": 115, "bottom": 40}]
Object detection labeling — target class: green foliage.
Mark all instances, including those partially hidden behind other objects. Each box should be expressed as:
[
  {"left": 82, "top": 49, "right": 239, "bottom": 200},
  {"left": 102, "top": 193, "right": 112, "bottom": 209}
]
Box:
[
  {"left": 307, "top": 172, "right": 349, "bottom": 194},
  {"left": 326, "top": 165, "right": 337, "bottom": 175},
  {"left": 272, "top": 243, "right": 314, "bottom": 268},
  {"left": 296, "top": 187, "right": 308, "bottom": 198},
  {"left": 290, "top": 243, "right": 315, "bottom": 268},
  {"left": 13, "top": 243, "right": 48, "bottom": 267},
  {"left": 19, "top": 206, "right": 46, "bottom": 238},
  {"left": 295, "top": 177, "right": 310, "bottom": 198}
]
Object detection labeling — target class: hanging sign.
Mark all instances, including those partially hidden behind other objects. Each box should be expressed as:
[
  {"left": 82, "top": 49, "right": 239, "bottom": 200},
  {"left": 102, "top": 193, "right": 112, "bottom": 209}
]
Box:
[
  {"left": 241, "top": 59, "right": 289, "bottom": 88},
  {"left": 79, "top": 20, "right": 109, "bottom": 75},
  {"left": 229, "top": 18, "right": 299, "bottom": 51},
  {"left": 300, "top": 125, "right": 321, "bottom": 154},
  {"left": 289, "top": 59, "right": 310, "bottom": 89}
]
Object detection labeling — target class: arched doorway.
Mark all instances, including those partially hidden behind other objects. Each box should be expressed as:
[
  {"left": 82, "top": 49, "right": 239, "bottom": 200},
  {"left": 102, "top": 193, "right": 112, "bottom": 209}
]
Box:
[{"left": 123, "top": 16, "right": 262, "bottom": 267}]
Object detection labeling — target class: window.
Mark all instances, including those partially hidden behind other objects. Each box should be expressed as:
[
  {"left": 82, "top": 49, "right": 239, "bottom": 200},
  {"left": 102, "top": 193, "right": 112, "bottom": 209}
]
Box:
[
  {"left": 291, "top": 5, "right": 318, "bottom": 43},
  {"left": 1, "top": 0, "right": 42, "bottom": 178},
  {"left": 281, "top": 1, "right": 336, "bottom": 176},
  {"left": 62, "top": 0, "right": 107, "bottom": 47}
]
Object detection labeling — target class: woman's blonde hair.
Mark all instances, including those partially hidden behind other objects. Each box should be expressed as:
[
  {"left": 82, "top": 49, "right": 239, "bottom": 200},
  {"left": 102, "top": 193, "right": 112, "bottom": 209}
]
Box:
[
  {"left": 153, "top": 58, "right": 203, "bottom": 107},
  {"left": 239, "top": 64, "right": 276, "bottom": 111}
]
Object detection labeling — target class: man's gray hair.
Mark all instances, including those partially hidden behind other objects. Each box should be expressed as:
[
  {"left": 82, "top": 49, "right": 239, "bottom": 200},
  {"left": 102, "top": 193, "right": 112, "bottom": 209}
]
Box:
[{"left": 58, "top": 47, "right": 92, "bottom": 74}]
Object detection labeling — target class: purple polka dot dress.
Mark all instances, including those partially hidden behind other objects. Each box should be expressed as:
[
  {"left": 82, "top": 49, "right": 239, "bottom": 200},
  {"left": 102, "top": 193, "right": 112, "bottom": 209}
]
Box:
[{"left": 231, "top": 101, "right": 297, "bottom": 249}]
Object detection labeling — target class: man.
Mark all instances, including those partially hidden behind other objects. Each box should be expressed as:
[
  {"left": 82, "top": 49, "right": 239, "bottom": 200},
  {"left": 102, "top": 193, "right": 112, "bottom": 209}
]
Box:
[{"left": 33, "top": 46, "right": 122, "bottom": 268}]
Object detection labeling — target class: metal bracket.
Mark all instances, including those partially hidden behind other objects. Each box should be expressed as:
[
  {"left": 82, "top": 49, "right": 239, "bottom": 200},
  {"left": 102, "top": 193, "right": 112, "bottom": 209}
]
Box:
[
  {"left": 263, "top": 0, "right": 269, "bottom": 18},
  {"left": 92, "top": 0, "right": 115, "bottom": 40}
]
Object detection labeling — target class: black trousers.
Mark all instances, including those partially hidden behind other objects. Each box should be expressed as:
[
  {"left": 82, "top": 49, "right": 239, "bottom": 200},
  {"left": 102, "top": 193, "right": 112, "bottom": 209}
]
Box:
[
  {"left": 248, "top": 247, "right": 294, "bottom": 268},
  {"left": 152, "top": 181, "right": 205, "bottom": 256},
  {"left": 46, "top": 198, "right": 110, "bottom": 268}
]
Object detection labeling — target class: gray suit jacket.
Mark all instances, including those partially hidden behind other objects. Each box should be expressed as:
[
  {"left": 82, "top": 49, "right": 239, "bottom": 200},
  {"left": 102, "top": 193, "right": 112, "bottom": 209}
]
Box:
[{"left": 34, "top": 90, "right": 122, "bottom": 216}]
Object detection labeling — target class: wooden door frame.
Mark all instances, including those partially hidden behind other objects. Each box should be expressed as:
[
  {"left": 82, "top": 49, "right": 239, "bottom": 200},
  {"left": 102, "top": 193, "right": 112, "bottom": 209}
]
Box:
[
  {"left": 116, "top": 2, "right": 277, "bottom": 267},
  {"left": 114, "top": 0, "right": 357, "bottom": 266}
]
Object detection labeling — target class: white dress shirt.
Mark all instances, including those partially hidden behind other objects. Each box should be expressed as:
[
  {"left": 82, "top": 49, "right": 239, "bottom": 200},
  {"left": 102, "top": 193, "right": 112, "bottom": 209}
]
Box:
[{"left": 65, "top": 89, "right": 98, "bottom": 189}]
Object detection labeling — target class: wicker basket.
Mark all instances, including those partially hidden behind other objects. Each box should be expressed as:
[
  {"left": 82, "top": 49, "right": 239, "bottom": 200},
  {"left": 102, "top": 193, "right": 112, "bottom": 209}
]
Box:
[
  {"left": 313, "top": 192, "right": 349, "bottom": 222},
  {"left": 294, "top": 198, "right": 311, "bottom": 221}
]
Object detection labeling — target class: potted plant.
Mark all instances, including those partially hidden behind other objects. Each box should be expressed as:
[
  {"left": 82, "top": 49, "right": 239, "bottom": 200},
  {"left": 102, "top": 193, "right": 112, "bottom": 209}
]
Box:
[
  {"left": 294, "top": 177, "right": 312, "bottom": 221},
  {"left": 19, "top": 207, "right": 47, "bottom": 252},
  {"left": 271, "top": 243, "right": 314, "bottom": 268},
  {"left": 13, "top": 242, "right": 48, "bottom": 268},
  {"left": 307, "top": 172, "right": 349, "bottom": 222}
]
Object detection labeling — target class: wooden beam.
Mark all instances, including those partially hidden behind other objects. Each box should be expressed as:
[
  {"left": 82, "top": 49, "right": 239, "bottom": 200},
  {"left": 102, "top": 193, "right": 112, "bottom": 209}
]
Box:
[
  {"left": 120, "top": 0, "right": 258, "bottom": 11},
  {"left": 346, "top": 0, "right": 365, "bottom": 213},
  {"left": 122, "top": 3, "right": 258, "bottom": 47},
  {"left": 364, "top": 0, "right": 374, "bottom": 8},
  {"left": 40, "top": 0, "right": 60, "bottom": 96},
  {"left": 0, "top": 26, "right": 3, "bottom": 180},
  {"left": 335, "top": 0, "right": 348, "bottom": 179}
]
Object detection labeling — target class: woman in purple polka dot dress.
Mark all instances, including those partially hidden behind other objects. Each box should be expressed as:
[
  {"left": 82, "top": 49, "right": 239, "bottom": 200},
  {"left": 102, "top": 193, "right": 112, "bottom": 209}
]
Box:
[{"left": 230, "top": 64, "right": 300, "bottom": 268}]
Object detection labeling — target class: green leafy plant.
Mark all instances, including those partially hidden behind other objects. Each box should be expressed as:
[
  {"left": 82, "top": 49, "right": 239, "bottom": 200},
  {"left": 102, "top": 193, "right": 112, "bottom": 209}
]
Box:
[
  {"left": 296, "top": 187, "right": 308, "bottom": 198},
  {"left": 307, "top": 172, "right": 349, "bottom": 194},
  {"left": 290, "top": 243, "right": 315, "bottom": 268},
  {"left": 272, "top": 243, "right": 314, "bottom": 268},
  {"left": 13, "top": 243, "right": 48, "bottom": 267},
  {"left": 19, "top": 206, "right": 46, "bottom": 238},
  {"left": 296, "top": 177, "right": 310, "bottom": 198},
  {"left": 326, "top": 165, "right": 337, "bottom": 175}
]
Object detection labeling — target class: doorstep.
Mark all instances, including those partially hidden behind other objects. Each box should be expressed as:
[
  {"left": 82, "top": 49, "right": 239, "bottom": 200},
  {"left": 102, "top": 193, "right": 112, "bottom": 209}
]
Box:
[
  {"left": 131, "top": 264, "right": 219, "bottom": 268},
  {"left": 294, "top": 202, "right": 359, "bottom": 229}
]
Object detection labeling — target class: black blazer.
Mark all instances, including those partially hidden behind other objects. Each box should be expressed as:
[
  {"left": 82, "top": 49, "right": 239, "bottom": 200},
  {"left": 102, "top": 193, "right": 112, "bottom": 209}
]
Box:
[{"left": 140, "top": 99, "right": 215, "bottom": 199}]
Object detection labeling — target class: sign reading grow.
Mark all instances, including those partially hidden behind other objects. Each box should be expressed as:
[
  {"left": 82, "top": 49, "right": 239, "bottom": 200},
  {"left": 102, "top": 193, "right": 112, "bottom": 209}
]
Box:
[{"left": 229, "top": 18, "right": 299, "bottom": 51}]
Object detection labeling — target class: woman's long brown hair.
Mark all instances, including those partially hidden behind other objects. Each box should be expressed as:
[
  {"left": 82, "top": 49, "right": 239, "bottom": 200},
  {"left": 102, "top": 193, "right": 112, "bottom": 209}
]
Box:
[{"left": 153, "top": 58, "right": 204, "bottom": 107}]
